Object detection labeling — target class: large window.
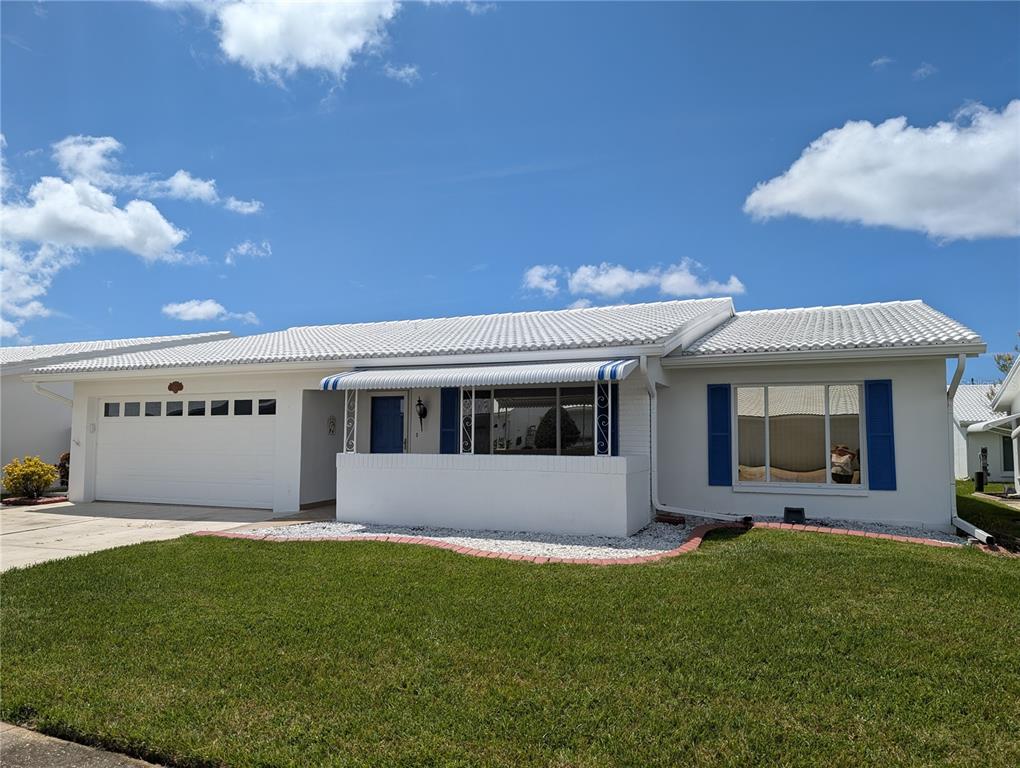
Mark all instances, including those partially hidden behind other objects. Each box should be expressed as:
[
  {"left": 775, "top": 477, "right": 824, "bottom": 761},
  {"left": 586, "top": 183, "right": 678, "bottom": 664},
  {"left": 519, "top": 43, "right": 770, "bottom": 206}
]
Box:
[
  {"left": 493, "top": 388, "right": 557, "bottom": 454},
  {"left": 735, "top": 384, "right": 862, "bottom": 486},
  {"left": 462, "top": 386, "right": 602, "bottom": 456}
]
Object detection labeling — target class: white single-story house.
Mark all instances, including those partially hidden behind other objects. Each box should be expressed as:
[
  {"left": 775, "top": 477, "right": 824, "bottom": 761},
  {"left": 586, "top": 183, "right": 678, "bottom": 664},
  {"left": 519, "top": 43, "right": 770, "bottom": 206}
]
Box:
[
  {"left": 1, "top": 332, "right": 231, "bottom": 486},
  {"left": 981, "top": 357, "right": 1020, "bottom": 491},
  {"left": 23, "top": 298, "right": 985, "bottom": 534},
  {"left": 951, "top": 384, "right": 1014, "bottom": 483}
]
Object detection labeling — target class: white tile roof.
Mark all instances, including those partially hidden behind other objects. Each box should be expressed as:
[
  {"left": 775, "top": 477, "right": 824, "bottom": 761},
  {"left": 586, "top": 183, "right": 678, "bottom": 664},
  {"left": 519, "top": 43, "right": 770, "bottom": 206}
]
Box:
[
  {"left": 681, "top": 301, "right": 982, "bottom": 357},
  {"left": 1, "top": 332, "right": 232, "bottom": 369},
  {"left": 953, "top": 383, "right": 1000, "bottom": 424},
  {"left": 33, "top": 299, "right": 732, "bottom": 375}
]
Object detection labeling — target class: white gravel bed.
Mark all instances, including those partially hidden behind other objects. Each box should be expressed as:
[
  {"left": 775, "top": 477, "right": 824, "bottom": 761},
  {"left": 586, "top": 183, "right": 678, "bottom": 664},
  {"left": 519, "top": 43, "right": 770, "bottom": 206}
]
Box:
[
  {"left": 756, "top": 515, "right": 962, "bottom": 544},
  {"left": 247, "top": 517, "right": 713, "bottom": 560}
]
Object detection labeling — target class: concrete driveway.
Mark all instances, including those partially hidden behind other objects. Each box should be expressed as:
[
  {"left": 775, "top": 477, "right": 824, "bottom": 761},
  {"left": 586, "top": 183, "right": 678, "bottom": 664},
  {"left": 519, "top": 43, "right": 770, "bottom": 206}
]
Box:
[{"left": 0, "top": 501, "right": 328, "bottom": 571}]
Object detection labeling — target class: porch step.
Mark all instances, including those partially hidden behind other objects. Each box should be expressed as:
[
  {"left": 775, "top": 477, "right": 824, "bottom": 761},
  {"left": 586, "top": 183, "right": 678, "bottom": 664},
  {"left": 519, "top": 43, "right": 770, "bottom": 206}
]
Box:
[{"left": 655, "top": 512, "right": 687, "bottom": 526}]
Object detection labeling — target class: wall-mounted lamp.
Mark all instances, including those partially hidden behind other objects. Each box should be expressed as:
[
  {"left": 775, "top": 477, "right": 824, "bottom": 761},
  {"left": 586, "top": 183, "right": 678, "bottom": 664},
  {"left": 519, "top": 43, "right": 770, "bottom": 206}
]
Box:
[{"left": 415, "top": 397, "right": 428, "bottom": 430}]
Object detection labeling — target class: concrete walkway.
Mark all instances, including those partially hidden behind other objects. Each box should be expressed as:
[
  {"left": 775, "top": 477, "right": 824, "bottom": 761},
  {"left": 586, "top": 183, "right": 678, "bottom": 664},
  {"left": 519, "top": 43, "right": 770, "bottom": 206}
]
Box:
[
  {"left": 0, "top": 500, "right": 332, "bottom": 571},
  {"left": 0, "top": 722, "right": 159, "bottom": 767}
]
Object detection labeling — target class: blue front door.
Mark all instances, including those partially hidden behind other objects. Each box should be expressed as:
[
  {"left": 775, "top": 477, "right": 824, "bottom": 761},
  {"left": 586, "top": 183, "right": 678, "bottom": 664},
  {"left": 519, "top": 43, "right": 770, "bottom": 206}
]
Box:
[{"left": 371, "top": 396, "right": 404, "bottom": 453}]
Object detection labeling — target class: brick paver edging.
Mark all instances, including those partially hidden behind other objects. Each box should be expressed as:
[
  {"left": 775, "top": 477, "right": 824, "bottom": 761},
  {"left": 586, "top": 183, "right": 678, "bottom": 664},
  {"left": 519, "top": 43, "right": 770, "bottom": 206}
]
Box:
[{"left": 193, "top": 519, "right": 962, "bottom": 565}]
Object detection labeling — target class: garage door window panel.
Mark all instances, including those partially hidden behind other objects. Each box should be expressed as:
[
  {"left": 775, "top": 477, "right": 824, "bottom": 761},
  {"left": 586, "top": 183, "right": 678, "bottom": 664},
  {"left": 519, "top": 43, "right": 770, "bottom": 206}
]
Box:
[
  {"left": 211, "top": 400, "right": 229, "bottom": 416},
  {"left": 234, "top": 399, "right": 253, "bottom": 416},
  {"left": 104, "top": 403, "right": 120, "bottom": 417},
  {"left": 188, "top": 401, "right": 206, "bottom": 416},
  {"left": 259, "top": 399, "right": 276, "bottom": 415},
  {"left": 145, "top": 402, "right": 162, "bottom": 417},
  {"left": 167, "top": 401, "right": 184, "bottom": 416},
  {"left": 124, "top": 402, "right": 140, "bottom": 417}
]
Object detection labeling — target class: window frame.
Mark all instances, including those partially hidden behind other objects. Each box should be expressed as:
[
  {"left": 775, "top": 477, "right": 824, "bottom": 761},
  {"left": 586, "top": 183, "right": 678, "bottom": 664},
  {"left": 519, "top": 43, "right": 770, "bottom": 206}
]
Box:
[
  {"left": 731, "top": 381, "right": 868, "bottom": 495},
  {"left": 460, "top": 383, "right": 609, "bottom": 457},
  {"left": 99, "top": 394, "right": 276, "bottom": 420}
]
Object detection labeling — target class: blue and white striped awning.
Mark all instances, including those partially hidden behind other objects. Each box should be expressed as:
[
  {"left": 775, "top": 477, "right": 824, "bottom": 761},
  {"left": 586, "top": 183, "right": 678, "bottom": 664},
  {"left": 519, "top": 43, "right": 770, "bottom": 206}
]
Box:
[{"left": 321, "top": 359, "right": 638, "bottom": 391}]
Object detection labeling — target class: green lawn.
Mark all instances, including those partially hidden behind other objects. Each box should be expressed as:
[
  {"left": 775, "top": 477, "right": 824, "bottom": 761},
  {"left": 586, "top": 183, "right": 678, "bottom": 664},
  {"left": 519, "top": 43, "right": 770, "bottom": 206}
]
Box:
[
  {"left": 3, "top": 532, "right": 1019, "bottom": 767},
  {"left": 956, "top": 479, "right": 1020, "bottom": 551}
]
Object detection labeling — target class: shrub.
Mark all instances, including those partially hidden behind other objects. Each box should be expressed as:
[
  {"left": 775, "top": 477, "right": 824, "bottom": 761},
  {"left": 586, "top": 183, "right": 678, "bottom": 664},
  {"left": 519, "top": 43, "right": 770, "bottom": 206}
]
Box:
[
  {"left": 3, "top": 456, "right": 59, "bottom": 499},
  {"left": 534, "top": 406, "right": 580, "bottom": 450}
]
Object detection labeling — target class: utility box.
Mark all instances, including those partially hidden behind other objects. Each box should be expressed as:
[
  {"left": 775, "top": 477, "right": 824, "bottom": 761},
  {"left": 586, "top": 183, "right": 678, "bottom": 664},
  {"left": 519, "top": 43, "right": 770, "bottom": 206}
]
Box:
[{"left": 784, "top": 507, "right": 806, "bottom": 525}]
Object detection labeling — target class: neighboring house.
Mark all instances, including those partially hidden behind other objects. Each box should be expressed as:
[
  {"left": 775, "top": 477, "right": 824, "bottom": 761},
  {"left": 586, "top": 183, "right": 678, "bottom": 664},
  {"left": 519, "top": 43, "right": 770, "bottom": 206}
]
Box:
[
  {"left": 952, "top": 384, "right": 1014, "bottom": 482},
  {"left": 986, "top": 357, "right": 1020, "bottom": 491},
  {"left": 24, "top": 299, "right": 984, "bottom": 534},
  {"left": 1, "top": 333, "right": 232, "bottom": 486}
]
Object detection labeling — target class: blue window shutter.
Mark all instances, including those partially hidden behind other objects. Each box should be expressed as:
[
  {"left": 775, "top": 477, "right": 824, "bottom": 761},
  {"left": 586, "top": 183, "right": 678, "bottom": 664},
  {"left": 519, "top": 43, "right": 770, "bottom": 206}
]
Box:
[
  {"left": 865, "top": 380, "right": 897, "bottom": 490},
  {"left": 439, "top": 388, "right": 459, "bottom": 454},
  {"left": 707, "top": 384, "right": 732, "bottom": 486}
]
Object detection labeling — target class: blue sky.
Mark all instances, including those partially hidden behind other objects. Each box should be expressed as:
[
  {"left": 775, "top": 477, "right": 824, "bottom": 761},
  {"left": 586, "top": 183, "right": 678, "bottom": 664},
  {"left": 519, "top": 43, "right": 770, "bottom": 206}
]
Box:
[{"left": 1, "top": 1, "right": 1017, "bottom": 380}]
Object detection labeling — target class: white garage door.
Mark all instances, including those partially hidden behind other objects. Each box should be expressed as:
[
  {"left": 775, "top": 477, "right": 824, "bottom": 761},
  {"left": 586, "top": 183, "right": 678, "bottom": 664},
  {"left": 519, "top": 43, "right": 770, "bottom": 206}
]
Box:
[{"left": 96, "top": 394, "right": 276, "bottom": 508}]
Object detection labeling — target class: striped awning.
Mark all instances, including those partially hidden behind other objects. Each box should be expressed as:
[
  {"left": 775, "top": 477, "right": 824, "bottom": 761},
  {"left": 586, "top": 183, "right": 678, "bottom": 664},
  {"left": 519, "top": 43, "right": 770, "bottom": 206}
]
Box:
[{"left": 320, "top": 359, "right": 637, "bottom": 391}]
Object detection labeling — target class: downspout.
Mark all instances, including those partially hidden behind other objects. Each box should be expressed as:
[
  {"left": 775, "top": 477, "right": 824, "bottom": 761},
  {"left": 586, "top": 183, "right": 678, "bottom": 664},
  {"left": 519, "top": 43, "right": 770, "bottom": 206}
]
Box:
[
  {"left": 641, "top": 355, "right": 747, "bottom": 523},
  {"left": 946, "top": 354, "right": 995, "bottom": 545},
  {"left": 33, "top": 382, "right": 72, "bottom": 407}
]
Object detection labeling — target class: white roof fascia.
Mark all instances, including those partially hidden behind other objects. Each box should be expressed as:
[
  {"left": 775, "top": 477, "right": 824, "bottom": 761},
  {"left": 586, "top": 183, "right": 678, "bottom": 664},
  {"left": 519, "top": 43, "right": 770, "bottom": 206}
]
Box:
[
  {"left": 661, "top": 342, "right": 986, "bottom": 368},
  {"left": 990, "top": 356, "right": 1020, "bottom": 411},
  {"left": 23, "top": 344, "right": 672, "bottom": 383},
  {"left": 1, "top": 332, "right": 233, "bottom": 376},
  {"left": 661, "top": 300, "right": 734, "bottom": 356}
]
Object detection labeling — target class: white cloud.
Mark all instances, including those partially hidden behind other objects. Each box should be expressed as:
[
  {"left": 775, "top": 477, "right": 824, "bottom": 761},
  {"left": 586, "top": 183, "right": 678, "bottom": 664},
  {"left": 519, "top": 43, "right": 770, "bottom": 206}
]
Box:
[
  {"left": 0, "top": 317, "right": 19, "bottom": 338},
  {"left": 744, "top": 101, "right": 1020, "bottom": 241},
  {"left": 463, "top": 1, "right": 496, "bottom": 15},
  {"left": 161, "top": 298, "right": 259, "bottom": 325},
  {"left": 384, "top": 63, "right": 420, "bottom": 85},
  {"left": 568, "top": 261, "right": 743, "bottom": 299},
  {"left": 1, "top": 134, "right": 259, "bottom": 335},
  {"left": 567, "top": 298, "right": 593, "bottom": 310},
  {"left": 523, "top": 260, "right": 744, "bottom": 301},
  {"left": 658, "top": 262, "right": 745, "bottom": 297},
  {"left": 50, "top": 136, "right": 261, "bottom": 212},
  {"left": 870, "top": 56, "right": 893, "bottom": 70},
  {"left": 2, "top": 176, "right": 187, "bottom": 262},
  {"left": 0, "top": 242, "right": 77, "bottom": 339},
  {"left": 52, "top": 135, "right": 124, "bottom": 187},
  {"left": 225, "top": 239, "right": 271, "bottom": 266},
  {"left": 223, "top": 196, "right": 263, "bottom": 214},
  {"left": 568, "top": 264, "right": 659, "bottom": 297},
  {"left": 0, "top": 134, "right": 10, "bottom": 198},
  {"left": 912, "top": 62, "right": 938, "bottom": 80},
  {"left": 522, "top": 264, "right": 561, "bottom": 296},
  {"left": 211, "top": 1, "right": 399, "bottom": 82},
  {"left": 148, "top": 169, "right": 218, "bottom": 203}
]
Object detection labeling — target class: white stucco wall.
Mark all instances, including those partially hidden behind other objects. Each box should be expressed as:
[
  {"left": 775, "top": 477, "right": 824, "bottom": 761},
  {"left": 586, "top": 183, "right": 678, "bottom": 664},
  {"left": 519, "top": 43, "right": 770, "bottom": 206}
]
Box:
[
  {"left": 337, "top": 453, "right": 651, "bottom": 536},
  {"left": 300, "top": 390, "right": 344, "bottom": 506},
  {"left": 952, "top": 423, "right": 969, "bottom": 479},
  {"left": 656, "top": 357, "right": 955, "bottom": 530},
  {"left": 1, "top": 375, "right": 73, "bottom": 487}
]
